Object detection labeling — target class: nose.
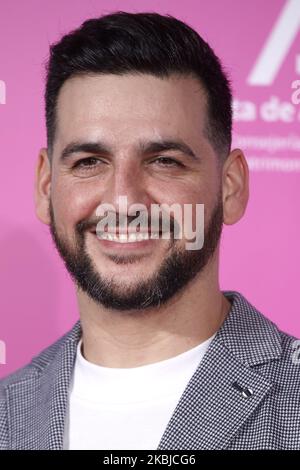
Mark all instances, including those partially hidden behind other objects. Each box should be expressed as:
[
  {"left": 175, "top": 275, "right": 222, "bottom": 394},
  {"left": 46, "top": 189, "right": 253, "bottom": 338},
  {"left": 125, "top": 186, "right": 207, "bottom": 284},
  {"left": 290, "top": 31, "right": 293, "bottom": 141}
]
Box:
[{"left": 100, "top": 158, "right": 152, "bottom": 215}]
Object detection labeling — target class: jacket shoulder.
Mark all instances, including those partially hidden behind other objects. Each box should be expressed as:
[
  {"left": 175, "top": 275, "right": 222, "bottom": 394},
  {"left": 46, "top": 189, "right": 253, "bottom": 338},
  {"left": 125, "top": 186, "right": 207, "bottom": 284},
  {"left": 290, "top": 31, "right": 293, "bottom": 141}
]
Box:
[
  {"left": 0, "top": 321, "right": 81, "bottom": 396},
  {"left": 268, "top": 328, "right": 300, "bottom": 382}
]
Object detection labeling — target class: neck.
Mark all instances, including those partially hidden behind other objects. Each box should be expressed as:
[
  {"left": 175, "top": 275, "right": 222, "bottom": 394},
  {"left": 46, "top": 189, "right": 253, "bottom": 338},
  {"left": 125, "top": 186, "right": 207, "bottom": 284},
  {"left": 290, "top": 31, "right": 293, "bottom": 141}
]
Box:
[{"left": 77, "top": 255, "right": 231, "bottom": 368}]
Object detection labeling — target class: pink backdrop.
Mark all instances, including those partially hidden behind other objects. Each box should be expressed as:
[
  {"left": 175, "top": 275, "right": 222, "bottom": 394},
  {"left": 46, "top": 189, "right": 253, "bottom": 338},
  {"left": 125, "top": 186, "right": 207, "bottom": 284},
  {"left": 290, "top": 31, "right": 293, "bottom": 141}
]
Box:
[{"left": 0, "top": 0, "right": 299, "bottom": 378}]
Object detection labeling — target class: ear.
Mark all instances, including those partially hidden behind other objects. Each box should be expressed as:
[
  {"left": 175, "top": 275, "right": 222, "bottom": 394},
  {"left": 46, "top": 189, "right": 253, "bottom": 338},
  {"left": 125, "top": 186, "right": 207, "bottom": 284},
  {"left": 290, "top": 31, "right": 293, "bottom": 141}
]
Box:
[
  {"left": 34, "top": 148, "right": 51, "bottom": 225},
  {"left": 222, "top": 148, "right": 249, "bottom": 225}
]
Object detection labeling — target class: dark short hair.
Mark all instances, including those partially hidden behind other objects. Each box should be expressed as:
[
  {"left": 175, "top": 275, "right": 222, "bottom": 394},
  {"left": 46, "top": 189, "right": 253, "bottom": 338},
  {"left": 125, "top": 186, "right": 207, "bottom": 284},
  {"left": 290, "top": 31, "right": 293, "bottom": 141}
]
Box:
[{"left": 45, "top": 11, "right": 232, "bottom": 160}]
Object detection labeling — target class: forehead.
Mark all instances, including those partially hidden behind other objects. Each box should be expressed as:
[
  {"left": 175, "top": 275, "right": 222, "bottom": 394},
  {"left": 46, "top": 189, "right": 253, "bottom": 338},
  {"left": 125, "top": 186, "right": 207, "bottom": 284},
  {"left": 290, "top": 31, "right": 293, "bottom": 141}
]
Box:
[{"left": 55, "top": 73, "right": 208, "bottom": 149}]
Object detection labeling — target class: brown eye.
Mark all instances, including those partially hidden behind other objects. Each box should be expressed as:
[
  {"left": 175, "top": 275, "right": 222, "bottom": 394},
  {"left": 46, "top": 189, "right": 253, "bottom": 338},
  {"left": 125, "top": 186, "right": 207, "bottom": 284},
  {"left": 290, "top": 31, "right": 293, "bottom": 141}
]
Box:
[
  {"left": 73, "top": 157, "right": 100, "bottom": 168},
  {"left": 152, "top": 157, "right": 183, "bottom": 167},
  {"left": 71, "top": 157, "right": 108, "bottom": 178}
]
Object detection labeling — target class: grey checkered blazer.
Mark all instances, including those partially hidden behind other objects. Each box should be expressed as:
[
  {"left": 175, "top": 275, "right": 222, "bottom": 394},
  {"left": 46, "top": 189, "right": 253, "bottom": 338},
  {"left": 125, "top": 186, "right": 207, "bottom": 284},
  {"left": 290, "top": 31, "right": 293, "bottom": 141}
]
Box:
[{"left": 1, "top": 290, "right": 300, "bottom": 450}]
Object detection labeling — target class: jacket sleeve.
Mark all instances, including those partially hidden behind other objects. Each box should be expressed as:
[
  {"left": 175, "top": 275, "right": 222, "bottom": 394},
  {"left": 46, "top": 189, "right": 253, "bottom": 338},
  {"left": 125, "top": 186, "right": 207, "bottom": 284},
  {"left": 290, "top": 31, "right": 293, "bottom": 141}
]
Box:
[{"left": 0, "top": 397, "right": 8, "bottom": 450}]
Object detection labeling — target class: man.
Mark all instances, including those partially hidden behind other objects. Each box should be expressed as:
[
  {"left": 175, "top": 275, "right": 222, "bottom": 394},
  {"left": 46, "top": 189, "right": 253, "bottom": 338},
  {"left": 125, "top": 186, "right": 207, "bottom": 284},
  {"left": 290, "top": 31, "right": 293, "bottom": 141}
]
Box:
[{"left": 0, "top": 11, "right": 299, "bottom": 450}]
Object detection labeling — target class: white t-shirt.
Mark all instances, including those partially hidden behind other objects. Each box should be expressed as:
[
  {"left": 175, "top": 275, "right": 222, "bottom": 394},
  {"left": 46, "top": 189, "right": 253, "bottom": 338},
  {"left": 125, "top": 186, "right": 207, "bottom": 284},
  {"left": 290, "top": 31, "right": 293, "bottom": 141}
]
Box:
[{"left": 64, "top": 334, "right": 215, "bottom": 450}]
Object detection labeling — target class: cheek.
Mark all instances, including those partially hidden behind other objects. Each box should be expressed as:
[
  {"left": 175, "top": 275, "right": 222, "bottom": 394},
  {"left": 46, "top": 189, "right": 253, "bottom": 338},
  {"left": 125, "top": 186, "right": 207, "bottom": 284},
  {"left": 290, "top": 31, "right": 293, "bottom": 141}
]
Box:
[
  {"left": 163, "top": 181, "right": 218, "bottom": 237},
  {"left": 50, "top": 179, "right": 101, "bottom": 233},
  {"left": 149, "top": 178, "right": 203, "bottom": 205},
  {"left": 151, "top": 184, "right": 205, "bottom": 240}
]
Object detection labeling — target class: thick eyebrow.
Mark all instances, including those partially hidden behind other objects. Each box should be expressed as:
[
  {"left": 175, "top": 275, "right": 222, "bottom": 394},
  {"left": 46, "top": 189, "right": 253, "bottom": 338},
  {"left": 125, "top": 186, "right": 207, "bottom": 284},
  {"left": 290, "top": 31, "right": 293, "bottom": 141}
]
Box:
[
  {"left": 60, "top": 139, "right": 199, "bottom": 162},
  {"left": 140, "top": 140, "right": 198, "bottom": 161},
  {"left": 60, "top": 141, "right": 111, "bottom": 161}
]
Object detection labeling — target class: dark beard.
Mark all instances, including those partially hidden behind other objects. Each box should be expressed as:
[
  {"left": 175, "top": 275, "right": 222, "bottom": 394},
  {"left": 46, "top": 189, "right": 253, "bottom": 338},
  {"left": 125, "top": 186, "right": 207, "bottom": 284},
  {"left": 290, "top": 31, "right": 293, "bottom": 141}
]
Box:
[{"left": 49, "top": 198, "right": 223, "bottom": 311}]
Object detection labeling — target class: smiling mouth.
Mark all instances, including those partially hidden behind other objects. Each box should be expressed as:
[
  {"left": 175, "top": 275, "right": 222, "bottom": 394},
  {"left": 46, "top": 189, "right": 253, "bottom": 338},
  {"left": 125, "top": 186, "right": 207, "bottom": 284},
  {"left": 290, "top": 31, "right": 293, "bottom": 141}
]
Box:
[
  {"left": 98, "top": 232, "right": 159, "bottom": 243},
  {"left": 90, "top": 229, "right": 171, "bottom": 243}
]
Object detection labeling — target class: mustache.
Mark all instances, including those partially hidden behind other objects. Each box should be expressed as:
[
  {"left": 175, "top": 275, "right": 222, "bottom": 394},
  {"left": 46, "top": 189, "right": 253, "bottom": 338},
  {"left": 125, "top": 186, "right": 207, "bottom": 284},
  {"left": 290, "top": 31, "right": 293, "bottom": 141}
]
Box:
[{"left": 76, "top": 212, "right": 178, "bottom": 235}]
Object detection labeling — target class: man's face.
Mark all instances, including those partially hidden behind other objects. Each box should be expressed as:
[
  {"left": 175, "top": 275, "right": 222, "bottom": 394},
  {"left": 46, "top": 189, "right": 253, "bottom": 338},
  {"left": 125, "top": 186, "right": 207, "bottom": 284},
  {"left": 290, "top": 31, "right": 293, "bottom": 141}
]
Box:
[{"left": 46, "top": 73, "right": 224, "bottom": 310}]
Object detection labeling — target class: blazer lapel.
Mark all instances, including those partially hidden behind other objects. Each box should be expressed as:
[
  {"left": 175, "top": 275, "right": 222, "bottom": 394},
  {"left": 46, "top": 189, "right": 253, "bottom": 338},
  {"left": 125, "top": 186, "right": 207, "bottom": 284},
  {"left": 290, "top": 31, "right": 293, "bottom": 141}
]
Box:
[
  {"left": 157, "top": 291, "right": 282, "bottom": 450},
  {"left": 6, "top": 322, "right": 81, "bottom": 450}
]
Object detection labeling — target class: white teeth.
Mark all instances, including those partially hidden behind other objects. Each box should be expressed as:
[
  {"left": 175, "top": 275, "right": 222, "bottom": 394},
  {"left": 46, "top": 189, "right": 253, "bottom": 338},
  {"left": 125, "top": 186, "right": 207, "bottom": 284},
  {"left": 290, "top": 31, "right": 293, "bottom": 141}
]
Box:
[
  {"left": 128, "top": 233, "right": 137, "bottom": 242},
  {"left": 97, "top": 232, "right": 155, "bottom": 243}
]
